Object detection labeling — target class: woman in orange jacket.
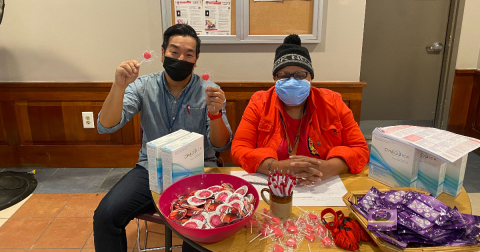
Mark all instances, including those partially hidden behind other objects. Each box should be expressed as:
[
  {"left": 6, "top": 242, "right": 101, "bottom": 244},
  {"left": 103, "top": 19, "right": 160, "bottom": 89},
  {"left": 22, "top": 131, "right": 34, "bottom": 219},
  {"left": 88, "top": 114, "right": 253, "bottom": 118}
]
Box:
[{"left": 230, "top": 35, "right": 369, "bottom": 186}]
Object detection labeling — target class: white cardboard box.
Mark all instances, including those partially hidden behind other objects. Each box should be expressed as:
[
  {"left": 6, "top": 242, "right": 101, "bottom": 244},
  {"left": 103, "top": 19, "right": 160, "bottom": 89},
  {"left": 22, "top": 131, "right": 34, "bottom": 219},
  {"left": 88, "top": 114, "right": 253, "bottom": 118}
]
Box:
[
  {"left": 162, "top": 132, "right": 204, "bottom": 191},
  {"left": 369, "top": 133, "right": 420, "bottom": 188},
  {"left": 416, "top": 151, "right": 447, "bottom": 197},
  {"left": 443, "top": 154, "right": 468, "bottom": 197},
  {"left": 146, "top": 130, "right": 190, "bottom": 194}
]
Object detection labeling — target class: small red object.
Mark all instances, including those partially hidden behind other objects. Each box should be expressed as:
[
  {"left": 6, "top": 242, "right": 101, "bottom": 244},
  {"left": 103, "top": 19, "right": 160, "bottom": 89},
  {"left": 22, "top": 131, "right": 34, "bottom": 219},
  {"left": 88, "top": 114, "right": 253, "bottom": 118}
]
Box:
[
  {"left": 315, "top": 224, "right": 326, "bottom": 237},
  {"left": 187, "top": 104, "right": 190, "bottom": 114},
  {"left": 263, "top": 207, "right": 271, "bottom": 215},
  {"left": 262, "top": 222, "right": 270, "bottom": 229},
  {"left": 260, "top": 227, "right": 269, "bottom": 236},
  {"left": 287, "top": 225, "right": 298, "bottom": 234},
  {"left": 283, "top": 220, "right": 294, "bottom": 229},
  {"left": 207, "top": 110, "right": 222, "bottom": 121},
  {"left": 308, "top": 213, "right": 318, "bottom": 221},
  {"left": 286, "top": 238, "right": 297, "bottom": 247},
  {"left": 305, "top": 224, "right": 314, "bottom": 233},
  {"left": 274, "top": 227, "right": 283, "bottom": 238},
  {"left": 273, "top": 244, "right": 284, "bottom": 252},
  {"left": 202, "top": 73, "right": 209, "bottom": 81},
  {"left": 322, "top": 236, "right": 333, "bottom": 247},
  {"left": 144, "top": 51, "right": 152, "bottom": 59},
  {"left": 305, "top": 233, "right": 315, "bottom": 242},
  {"left": 271, "top": 216, "right": 281, "bottom": 225}
]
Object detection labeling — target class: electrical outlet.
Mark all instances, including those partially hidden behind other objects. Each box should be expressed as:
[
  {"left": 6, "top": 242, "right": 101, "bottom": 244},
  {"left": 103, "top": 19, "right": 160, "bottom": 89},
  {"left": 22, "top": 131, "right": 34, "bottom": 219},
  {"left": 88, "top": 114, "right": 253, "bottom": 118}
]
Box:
[{"left": 82, "top": 112, "right": 95, "bottom": 129}]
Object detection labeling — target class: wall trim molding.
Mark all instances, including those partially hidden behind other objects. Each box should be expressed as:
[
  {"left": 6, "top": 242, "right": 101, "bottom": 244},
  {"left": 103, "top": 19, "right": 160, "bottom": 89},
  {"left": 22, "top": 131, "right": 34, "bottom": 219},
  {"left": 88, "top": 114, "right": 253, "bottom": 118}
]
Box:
[
  {"left": 455, "top": 69, "right": 480, "bottom": 76},
  {"left": 0, "top": 80, "right": 367, "bottom": 88}
]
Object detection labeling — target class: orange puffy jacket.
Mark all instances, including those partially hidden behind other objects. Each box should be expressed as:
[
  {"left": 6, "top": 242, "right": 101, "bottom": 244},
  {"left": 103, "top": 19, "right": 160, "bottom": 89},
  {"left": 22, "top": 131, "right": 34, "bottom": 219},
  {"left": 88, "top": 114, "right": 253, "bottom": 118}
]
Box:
[{"left": 231, "top": 87, "right": 369, "bottom": 174}]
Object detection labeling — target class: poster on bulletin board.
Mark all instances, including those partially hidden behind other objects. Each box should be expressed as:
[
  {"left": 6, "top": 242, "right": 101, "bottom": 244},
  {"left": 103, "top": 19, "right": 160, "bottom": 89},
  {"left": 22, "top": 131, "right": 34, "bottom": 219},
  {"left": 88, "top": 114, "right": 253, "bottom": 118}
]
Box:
[{"left": 173, "top": 0, "right": 232, "bottom": 35}]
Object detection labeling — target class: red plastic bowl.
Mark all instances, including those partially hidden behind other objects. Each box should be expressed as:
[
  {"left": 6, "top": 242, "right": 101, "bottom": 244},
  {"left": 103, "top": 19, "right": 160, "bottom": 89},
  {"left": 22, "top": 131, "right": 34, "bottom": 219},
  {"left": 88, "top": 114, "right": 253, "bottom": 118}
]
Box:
[{"left": 158, "top": 173, "right": 260, "bottom": 244}]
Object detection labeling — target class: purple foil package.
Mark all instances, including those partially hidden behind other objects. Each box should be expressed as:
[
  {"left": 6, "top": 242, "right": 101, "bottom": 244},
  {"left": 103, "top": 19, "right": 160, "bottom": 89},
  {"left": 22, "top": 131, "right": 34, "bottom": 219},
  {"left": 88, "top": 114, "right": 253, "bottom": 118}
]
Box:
[
  {"left": 383, "top": 190, "right": 406, "bottom": 208},
  {"left": 407, "top": 199, "right": 440, "bottom": 222},
  {"left": 360, "top": 187, "right": 381, "bottom": 212},
  {"left": 441, "top": 207, "right": 465, "bottom": 229},
  {"left": 375, "top": 231, "right": 408, "bottom": 249},
  {"left": 460, "top": 213, "right": 480, "bottom": 226},
  {"left": 351, "top": 201, "right": 368, "bottom": 219},
  {"left": 367, "top": 208, "right": 397, "bottom": 231}
]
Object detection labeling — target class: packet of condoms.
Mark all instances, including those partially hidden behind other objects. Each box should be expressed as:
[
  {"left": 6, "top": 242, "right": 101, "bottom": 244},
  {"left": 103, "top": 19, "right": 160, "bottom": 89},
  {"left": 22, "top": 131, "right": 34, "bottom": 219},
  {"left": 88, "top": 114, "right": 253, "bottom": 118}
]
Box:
[
  {"left": 367, "top": 208, "right": 397, "bottom": 231},
  {"left": 359, "top": 187, "right": 381, "bottom": 212},
  {"left": 374, "top": 231, "right": 408, "bottom": 249},
  {"left": 383, "top": 190, "right": 406, "bottom": 209}
]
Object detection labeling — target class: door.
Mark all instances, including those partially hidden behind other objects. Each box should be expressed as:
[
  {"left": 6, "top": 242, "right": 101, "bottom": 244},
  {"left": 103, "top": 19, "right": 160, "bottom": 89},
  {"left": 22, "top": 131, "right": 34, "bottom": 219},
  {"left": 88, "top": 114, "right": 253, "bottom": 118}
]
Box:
[{"left": 360, "top": 0, "right": 451, "bottom": 138}]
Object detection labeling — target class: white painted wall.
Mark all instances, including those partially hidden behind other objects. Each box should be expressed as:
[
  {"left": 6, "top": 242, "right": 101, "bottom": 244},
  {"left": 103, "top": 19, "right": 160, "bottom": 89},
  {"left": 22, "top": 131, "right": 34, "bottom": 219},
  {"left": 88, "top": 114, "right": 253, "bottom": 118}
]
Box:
[
  {"left": 456, "top": 0, "right": 480, "bottom": 70},
  {"left": 0, "top": 0, "right": 366, "bottom": 82}
]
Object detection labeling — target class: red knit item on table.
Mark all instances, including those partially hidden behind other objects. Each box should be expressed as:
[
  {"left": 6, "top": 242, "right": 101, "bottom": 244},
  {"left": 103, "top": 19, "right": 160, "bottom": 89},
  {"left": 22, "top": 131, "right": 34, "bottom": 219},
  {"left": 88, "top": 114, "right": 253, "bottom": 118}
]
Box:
[{"left": 321, "top": 208, "right": 359, "bottom": 251}]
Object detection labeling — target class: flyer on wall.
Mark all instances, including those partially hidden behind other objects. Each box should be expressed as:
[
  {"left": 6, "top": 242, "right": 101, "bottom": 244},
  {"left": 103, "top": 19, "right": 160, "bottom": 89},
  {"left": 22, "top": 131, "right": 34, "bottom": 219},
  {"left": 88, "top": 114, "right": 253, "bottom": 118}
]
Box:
[
  {"left": 203, "top": 0, "right": 232, "bottom": 35},
  {"left": 174, "top": 1, "right": 205, "bottom": 35}
]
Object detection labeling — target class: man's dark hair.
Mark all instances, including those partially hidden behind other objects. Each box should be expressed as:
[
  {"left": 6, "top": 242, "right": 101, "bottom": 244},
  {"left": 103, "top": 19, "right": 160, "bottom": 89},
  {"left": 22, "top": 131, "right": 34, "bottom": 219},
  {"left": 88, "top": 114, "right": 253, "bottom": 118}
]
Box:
[{"left": 162, "top": 24, "right": 201, "bottom": 57}]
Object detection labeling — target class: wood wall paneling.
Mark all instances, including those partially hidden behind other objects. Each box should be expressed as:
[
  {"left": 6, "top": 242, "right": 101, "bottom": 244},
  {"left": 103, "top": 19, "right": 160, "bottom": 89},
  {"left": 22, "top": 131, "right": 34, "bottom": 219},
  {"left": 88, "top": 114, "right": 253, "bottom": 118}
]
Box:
[
  {"left": 0, "top": 103, "right": 7, "bottom": 145},
  {"left": 0, "top": 81, "right": 365, "bottom": 168},
  {"left": 448, "top": 70, "right": 480, "bottom": 138}
]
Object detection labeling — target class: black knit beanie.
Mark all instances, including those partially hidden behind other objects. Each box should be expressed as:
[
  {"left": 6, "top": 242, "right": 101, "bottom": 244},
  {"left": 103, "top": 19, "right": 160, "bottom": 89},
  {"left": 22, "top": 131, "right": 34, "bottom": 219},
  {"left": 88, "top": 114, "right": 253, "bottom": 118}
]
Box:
[{"left": 272, "top": 34, "right": 314, "bottom": 79}]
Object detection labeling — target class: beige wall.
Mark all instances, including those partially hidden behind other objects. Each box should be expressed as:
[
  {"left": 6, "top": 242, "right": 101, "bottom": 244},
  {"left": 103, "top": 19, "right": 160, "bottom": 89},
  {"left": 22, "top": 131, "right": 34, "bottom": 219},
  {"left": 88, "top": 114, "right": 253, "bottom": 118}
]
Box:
[
  {"left": 456, "top": 0, "right": 480, "bottom": 70},
  {"left": 0, "top": 0, "right": 366, "bottom": 82}
]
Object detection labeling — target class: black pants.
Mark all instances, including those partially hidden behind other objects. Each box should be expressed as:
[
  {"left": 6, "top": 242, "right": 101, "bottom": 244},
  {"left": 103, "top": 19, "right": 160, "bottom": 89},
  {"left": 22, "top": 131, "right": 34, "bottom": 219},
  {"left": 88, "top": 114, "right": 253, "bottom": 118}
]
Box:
[{"left": 93, "top": 165, "right": 201, "bottom": 252}]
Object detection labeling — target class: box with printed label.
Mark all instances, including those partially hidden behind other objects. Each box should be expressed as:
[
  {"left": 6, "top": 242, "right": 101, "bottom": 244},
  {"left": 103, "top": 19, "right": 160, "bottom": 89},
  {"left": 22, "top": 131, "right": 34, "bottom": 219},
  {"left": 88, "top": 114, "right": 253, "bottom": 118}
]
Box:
[
  {"left": 146, "top": 130, "right": 190, "bottom": 194},
  {"left": 443, "top": 154, "right": 468, "bottom": 197},
  {"left": 162, "top": 132, "right": 204, "bottom": 191},
  {"left": 416, "top": 151, "right": 447, "bottom": 197},
  {"left": 369, "top": 133, "right": 420, "bottom": 188}
]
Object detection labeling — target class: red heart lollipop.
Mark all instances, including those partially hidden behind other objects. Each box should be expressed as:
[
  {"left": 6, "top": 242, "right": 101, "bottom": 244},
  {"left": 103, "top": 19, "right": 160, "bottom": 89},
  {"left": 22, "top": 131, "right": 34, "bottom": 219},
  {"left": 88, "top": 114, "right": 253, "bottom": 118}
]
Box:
[
  {"left": 305, "top": 224, "right": 314, "bottom": 233},
  {"left": 202, "top": 73, "right": 209, "bottom": 81},
  {"left": 322, "top": 236, "right": 333, "bottom": 247},
  {"left": 315, "top": 224, "right": 326, "bottom": 236},
  {"left": 287, "top": 225, "right": 298, "bottom": 234},
  {"left": 274, "top": 227, "right": 283, "bottom": 238},
  {"left": 271, "top": 216, "right": 281, "bottom": 225},
  {"left": 143, "top": 52, "right": 152, "bottom": 59},
  {"left": 273, "top": 244, "right": 284, "bottom": 252},
  {"left": 305, "top": 233, "right": 315, "bottom": 242},
  {"left": 286, "top": 238, "right": 297, "bottom": 247}
]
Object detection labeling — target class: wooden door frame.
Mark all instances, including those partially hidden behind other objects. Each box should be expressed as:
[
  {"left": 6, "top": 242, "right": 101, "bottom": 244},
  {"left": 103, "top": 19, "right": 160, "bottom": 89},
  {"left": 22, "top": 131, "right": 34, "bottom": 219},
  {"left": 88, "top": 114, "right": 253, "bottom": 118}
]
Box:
[{"left": 434, "top": 0, "right": 465, "bottom": 130}]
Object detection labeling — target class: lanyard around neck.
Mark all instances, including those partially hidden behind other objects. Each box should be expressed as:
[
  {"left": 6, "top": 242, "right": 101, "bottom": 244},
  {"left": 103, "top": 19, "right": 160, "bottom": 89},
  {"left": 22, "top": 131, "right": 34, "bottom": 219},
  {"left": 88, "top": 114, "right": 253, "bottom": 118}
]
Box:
[
  {"left": 162, "top": 73, "right": 194, "bottom": 133},
  {"left": 278, "top": 104, "right": 307, "bottom": 156}
]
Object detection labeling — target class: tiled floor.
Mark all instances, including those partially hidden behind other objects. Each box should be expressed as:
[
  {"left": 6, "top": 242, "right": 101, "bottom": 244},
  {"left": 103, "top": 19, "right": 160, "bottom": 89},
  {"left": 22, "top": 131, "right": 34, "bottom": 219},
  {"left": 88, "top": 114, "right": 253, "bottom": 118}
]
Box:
[
  {"left": 0, "top": 168, "right": 184, "bottom": 251},
  {"left": 1, "top": 153, "right": 480, "bottom": 250}
]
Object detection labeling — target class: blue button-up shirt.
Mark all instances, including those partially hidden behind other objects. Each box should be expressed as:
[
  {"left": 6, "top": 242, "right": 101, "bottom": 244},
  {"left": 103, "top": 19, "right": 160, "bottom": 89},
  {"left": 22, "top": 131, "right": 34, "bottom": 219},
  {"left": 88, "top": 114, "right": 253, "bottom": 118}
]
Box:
[{"left": 97, "top": 71, "right": 233, "bottom": 168}]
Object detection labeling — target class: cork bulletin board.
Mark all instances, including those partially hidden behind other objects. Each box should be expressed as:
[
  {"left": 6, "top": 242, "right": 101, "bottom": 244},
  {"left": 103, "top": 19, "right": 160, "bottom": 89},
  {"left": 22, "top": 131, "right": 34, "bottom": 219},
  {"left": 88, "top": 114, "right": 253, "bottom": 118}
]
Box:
[
  {"left": 249, "top": 0, "right": 314, "bottom": 35},
  {"left": 163, "top": 0, "right": 321, "bottom": 43}
]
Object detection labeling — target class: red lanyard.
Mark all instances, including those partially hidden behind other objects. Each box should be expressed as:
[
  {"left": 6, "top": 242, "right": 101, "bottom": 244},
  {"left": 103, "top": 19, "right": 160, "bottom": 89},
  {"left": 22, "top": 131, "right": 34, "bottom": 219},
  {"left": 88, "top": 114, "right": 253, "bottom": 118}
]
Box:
[{"left": 278, "top": 104, "right": 307, "bottom": 156}]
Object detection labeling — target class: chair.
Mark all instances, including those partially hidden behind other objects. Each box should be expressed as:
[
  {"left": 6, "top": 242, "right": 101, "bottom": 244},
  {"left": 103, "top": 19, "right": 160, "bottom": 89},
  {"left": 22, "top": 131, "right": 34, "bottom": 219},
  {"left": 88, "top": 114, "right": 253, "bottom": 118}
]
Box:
[{"left": 135, "top": 210, "right": 182, "bottom": 251}]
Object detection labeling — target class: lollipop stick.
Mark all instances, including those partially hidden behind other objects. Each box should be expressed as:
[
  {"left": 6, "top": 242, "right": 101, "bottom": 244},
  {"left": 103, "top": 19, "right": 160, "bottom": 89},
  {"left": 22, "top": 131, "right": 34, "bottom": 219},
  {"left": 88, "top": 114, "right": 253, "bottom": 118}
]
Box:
[
  {"left": 308, "top": 244, "right": 312, "bottom": 252},
  {"left": 296, "top": 206, "right": 307, "bottom": 213},
  {"left": 259, "top": 233, "right": 274, "bottom": 241},
  {"left": 249, "top": 233, "right": 262, "bottom": 243},
  {"left": 139, "top": 58, "right": 146, "bottom": 65}
]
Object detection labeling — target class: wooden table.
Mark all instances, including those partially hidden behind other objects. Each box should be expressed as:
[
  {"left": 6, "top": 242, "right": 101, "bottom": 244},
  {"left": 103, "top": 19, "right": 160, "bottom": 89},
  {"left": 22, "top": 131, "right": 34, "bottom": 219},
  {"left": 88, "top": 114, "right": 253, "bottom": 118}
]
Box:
[{"left": 152, "top": 167, "right": 472, "bottom": 252}]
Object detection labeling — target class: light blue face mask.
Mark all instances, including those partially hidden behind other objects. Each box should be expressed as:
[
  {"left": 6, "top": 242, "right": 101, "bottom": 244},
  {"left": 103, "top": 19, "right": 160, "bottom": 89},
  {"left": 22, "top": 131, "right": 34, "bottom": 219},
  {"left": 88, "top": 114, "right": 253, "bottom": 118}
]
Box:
[{"left": 275, "top": 77, "right": 311, "bottom": 106}]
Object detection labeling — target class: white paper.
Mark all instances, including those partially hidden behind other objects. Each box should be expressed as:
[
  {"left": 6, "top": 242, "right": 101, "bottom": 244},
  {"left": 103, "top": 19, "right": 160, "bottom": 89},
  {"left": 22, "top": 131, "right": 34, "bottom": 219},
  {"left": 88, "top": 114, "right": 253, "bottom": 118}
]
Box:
[
  {"left": 174, "top": 0, "right": 204, "bottom": 35},
  {"left": 230, "top": 171, "right": 348, "bottom": 206},
  {"left": 203, "top": 0, "right": 232, "bottom": 35},
  {"left": 374, "top": 126, "right": 480, "bottom": 163}
]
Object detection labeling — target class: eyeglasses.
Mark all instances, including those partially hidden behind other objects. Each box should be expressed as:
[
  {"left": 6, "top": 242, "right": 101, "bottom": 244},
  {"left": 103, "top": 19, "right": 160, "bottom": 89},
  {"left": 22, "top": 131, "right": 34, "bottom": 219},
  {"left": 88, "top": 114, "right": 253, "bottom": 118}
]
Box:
[{"left": 275, "top": 71, "right": 309, "bottom": 80}]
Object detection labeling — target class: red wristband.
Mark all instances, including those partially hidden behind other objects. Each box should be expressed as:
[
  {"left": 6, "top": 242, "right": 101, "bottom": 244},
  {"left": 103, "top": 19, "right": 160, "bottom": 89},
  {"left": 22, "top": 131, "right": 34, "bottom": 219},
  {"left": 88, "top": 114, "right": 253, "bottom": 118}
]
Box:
[{"left": 207, "top": 110, "right": 222, "bottom": 120}]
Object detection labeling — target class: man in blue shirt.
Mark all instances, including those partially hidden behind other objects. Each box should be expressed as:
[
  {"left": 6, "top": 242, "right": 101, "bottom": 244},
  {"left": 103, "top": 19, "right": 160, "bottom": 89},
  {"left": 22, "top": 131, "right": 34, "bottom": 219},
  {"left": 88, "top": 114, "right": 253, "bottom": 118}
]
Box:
[{"left": 93, "top": 24, "right": 233, "bottom": 252}]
